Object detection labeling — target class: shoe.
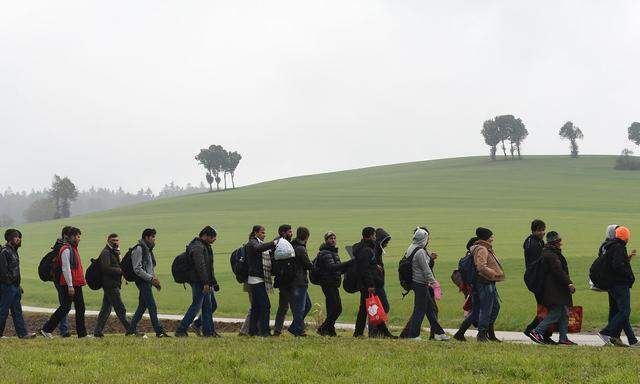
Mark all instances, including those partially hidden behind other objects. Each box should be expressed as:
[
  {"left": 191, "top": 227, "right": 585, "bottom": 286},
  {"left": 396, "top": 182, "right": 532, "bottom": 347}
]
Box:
[
  {"left": 0, "top": 336, "right": 7, "bottom": 339},
  {"left": 191, "top": 324, "right": 202, "bottom": 337},
  {"left": 60, "top": 333, "right": 71, "bottom": 338},
  {"left": 93, "top": 334, "right": 104, "bottom": 338},
  {"left": 629, "top": 342, "right": 640, "bottom": 349},
  {"left": 558, "top": 339, "right": 577, "bottom": 346},
  {"left": 453, "top": 331, "right": 467, "bottom": 342},
  {"left": 156, "top": 332, "right": 171, "bottom": 338},
  {"left": 598, "top": 333, "right": 613, "bottom": 346},
  {"left": 272, "top": 331, "right": 282, "bottom": 337},
  {"left": 529, "top": 330, "right": 545, "bottom": 344},
  {"left": 175, "top": 331, "right": 189, "bottom": 338},
  {"left": 476, "top": 330, "right": 490, "bottom": 343},
  {"left": 542, "top": 336, "right": 557, "bottom": 345},
  {"left": 126, "top": 331, "right": 147, "bottom": 338},
  {"left": 353, "top": 332, "right": 365, "bottom": 338},
  {"left": 204, "top": 332, "right": 222, "bottom": 338},
  {"left": 487, "top": 326, "right": 501, "bottom": 343},
  {"left": 79, "top": 335, "right": 94, "bottom": 339},
  {"left": 39, "top": 329, "right": 54, "bottom": 339},
  {"left": 410, "top": 337, "right": 422, "bottom": 341},
  {"left": 434, "top": 334, "right": 451, "bottom": 341},
  {"left": 610, "top": 337, "right": 629, "bottom": 348},
  {"left": 19, "top": 333, "right": 37, "bottom": 339}
]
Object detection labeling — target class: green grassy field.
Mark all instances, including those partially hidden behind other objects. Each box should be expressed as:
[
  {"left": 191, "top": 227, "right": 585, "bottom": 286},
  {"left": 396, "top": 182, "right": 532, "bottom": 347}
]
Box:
[
  {"left": 1, "top": 336, "right": 639, "bottom": 383},
  {"left": 6, "top": 155, "right": 640, "bottom": 332}
]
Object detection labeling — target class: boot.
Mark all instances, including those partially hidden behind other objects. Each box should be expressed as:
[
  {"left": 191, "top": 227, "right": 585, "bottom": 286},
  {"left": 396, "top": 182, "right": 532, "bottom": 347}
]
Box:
[
  {"left": 380, "top": 324, "right": 398, "bottom": 339},
  {"left": 487, "top": 325, "right": 501, "bottom": 343},
  {"left": 453, "top": 330, "right": 467, "bottom": 342},
  {"left": 476, "top": 330, "right": 490, "bottom": 342}
]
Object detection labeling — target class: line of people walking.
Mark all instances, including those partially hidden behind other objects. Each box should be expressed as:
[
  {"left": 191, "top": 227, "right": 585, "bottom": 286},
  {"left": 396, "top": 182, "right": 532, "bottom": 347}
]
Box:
[{"left": 0, "top": 221, "right": 636, "bottom": 346}]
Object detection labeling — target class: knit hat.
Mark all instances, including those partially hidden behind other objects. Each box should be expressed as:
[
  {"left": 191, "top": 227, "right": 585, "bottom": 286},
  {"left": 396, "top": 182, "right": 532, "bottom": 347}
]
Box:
[
  {"left": 324, "top": 231, "right": 336, "bottom": 241},
  {"left": 546, "top": 231, "right": 562, "bottom": 244},
  {"left": 475, "top": 227, "right": 493, "bottom": 241},
  {"left": 616, "top": 226, "right": 630, "bottom": 243}
]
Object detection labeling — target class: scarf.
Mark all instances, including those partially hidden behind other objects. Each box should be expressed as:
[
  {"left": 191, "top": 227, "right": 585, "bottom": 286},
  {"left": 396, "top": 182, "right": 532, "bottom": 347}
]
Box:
[{"left": 257, "top": 238, "right": 273, "bottom": 293}]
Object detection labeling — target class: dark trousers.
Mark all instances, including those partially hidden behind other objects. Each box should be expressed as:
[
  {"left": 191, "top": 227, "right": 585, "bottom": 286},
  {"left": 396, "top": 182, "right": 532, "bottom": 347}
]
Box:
[
  {"left": 42, "top": 285, "right": 86, "bottom": 337},
  {"left": 54, "top": 283, "right": 70, "bottom": 335},
  {"left": 0, "top": 284, "right": 28, "bottom": 337},
  {"left": 289, "top": 286, "right": 312, "bottom": 335},
  {"left": 128, "top": 281, "right": 163, "bottom": 335},
  {"left": 355, "top": 287, "right": 390, "bottom": 336},
  {"left": 248, "top": 282, "right": 271, "bottom": 336},
  {"left": 608, "top": 289, "right": 637, "bottom": 344},
  {"left": 94, "top": 287, "right": 130, "bottom": 335},
  {"left": 273, "top": 287, "right": 291, "bottom": 334},
  {"left": 319, "top": 285, "right": 342, "bottom": 333},
  {"left": 602, "top": 285, "right": 632, "bottom": 338},
  {"left": 476, "top": 282, "right": 500, "bottom": 332},
  {"left": 456, "top": 294, "right": 479, "bottom": 334},
  {"left": 406, "top": 282, "right": 445, "bottom": 338}
]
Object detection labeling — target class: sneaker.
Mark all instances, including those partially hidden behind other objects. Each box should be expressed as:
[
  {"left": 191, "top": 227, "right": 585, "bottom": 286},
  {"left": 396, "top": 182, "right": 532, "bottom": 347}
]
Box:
[
  {"left": 434, "top": 334, "right": 451, "bottom": 341},
  {"left": 529, "top": 330, "right": 545, "bottom": 344},
  {"left": 204, "top": 332, "right": 222, "bottom": 338},
  {"left": 476, "top": 330, "right": 490, "bottom": 343},
  {"left": 410, "top": 337, "right": 422, "bottom": 341},
  {"left": 93, "top": 334, "right": 104, "bottom": 338},
  {"left": 79, "top": 335, "right": 94, "bottom": 339},
  {"left": 0, "top": 336, "right": 7, "bottom": 339},
  {"left": 39, "top": 329, "right": 54, "bottom": 339},
  {"left": 558, "top": 339, "right": 578, "bottom": 346},
  {"left": 126, "top": 331, "right": 147, "bottom": 338},
  {"left": 60, "top": 333, "right": 71, "bottom": 338},
  {"left": 629, "top": 342, "right": 640, "bottom": 349},
  {"left": 156, "top": 332, "right": 171, "bottom": 338},
  {"left": 542, "top": 336, "right": 557, "bottom": 345},
  {"left": 610, "top": 337, "right": 629, "bottom": 348},
  {"left": 175, "top": 331, "right": 189, "bottom": 338},
  {"left": 19, "top": 333, "right": 37, "bottom": 339},
  {"left": 598, "top": 333, "right": 613, "bottom": 346},
  {"left": 191, "top": 324, "right": 202, "bottom": 337}
]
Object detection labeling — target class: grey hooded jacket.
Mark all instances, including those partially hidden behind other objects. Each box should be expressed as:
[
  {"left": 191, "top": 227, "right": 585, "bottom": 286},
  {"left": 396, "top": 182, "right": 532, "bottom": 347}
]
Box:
[{"left": 408, "top": 228, "right": 436, "bottom": 285}]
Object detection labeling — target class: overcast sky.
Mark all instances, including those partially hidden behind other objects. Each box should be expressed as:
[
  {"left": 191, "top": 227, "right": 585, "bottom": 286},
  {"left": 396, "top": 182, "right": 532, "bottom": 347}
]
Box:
[{"left": 1, "top": 1, "right": 639, "bottom": 193}]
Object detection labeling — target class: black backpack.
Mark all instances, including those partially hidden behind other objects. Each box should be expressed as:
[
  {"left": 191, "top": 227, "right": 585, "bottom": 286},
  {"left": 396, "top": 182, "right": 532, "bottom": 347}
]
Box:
[
  {"left": 230, "top": 245, "right": 249, "bottom": 284},
  {"left": 458, "top": 250, "right": 477, "bottom": 287},
  {"left": 523, "top": 257, "right": 545, "bottom": 295},
  {"left": 85, "top": 258, "right": 103, "bottom": 290},
  {"left": 172, "top": 246, "right": 193, "bottom": 284},
  {"left": 38, "top": 249, "right": 58, "bottom": 282},
  {"left": 590, "top": 242, "right": 615, "bottom": 290},
  {"left": 120, "top": 245, "right": 141, "bottom": 283},
  {"left": 309, "top": 256, "right": 322, "bottom": 286},
  {"left": 272, "top": 258, "right": 296, "bottom": 288},
  {"left": 398, "top": 247, "right": 422, "bottom": 295},
  {"left": 342, "top": 245, "right": 358, "bottom": 294}
]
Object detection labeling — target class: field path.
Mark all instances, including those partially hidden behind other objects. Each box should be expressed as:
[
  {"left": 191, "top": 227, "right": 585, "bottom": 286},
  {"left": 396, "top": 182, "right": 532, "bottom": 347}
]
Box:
[{"left": 22, "top": 306, "right": 614, "bottom": 346}]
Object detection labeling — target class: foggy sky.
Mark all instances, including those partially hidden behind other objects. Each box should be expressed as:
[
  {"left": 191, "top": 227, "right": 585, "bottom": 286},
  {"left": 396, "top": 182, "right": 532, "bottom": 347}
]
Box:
[{"left": 2, "top": 1, "right": 639, "bottom": 193}]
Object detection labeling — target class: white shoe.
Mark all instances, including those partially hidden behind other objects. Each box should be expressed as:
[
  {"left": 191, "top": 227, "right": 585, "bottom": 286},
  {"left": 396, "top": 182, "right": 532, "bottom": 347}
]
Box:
[
  {"left": 598, "top": 333, "right": 612, "bottom": 346},
  {"left": 629, "top": 342, "right": 640, "bottom": 349},
  {"left": 411, "top": 337, "right": 422, "bottom": 341},
  {"left": 0, "top": 336, "right": 8, "bottom": 339},
  {"left": 434, "top": 334, "right": 451, "bottom": 341},
  {"left": 39, "top": 329, "right": 54, "bottom": 339}
]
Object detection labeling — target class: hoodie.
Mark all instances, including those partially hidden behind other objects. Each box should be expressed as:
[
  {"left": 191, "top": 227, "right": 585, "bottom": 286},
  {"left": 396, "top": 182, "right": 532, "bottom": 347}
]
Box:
[
  {"left": 374, "top": 228, "right": 391, "bottom": 284},
  {"left": 409, "top": 228, "right": 436, "bottom": 285}
]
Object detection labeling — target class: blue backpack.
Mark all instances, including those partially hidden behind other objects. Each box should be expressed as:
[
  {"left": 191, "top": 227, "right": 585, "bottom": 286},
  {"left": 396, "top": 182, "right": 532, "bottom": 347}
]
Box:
[{"left": 458, "top": 250, "right": 477, "bottom": 287}]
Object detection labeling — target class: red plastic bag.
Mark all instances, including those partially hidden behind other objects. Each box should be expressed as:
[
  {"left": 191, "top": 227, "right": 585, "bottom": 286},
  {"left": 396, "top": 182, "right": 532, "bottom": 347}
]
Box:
[
  {"left": 536, "top": 305, "right": 583, "bottom": 334},
  {"left": 366, "top": 294, "right": 388, "bottom": 326}
]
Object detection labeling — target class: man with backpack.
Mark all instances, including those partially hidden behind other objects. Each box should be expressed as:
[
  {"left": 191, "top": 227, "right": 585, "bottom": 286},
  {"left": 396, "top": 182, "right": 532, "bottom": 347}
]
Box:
[
  {"left": 523, "top": 219, "right": 555, "bottom": 344},
  {"left": 175, "top": 226, "right": 219, "bottom": 337},
  {"left": 598, "top": 226, "right": 637, "bottom": 347},
  {"left": 0, "top": 229, "right": 36, "bottom": 339},
  {"left": 40, "top": 227, "right": 89, "bottom": 338},
  {"left": 44, "top": 227, "right": 71, "bottom": 337},
  {"left": 273, "top": 224, "right": 294, "bottom": 336},
  {"left": 453, "top": 237, "right": 480, "bottom": 341},
  {"left": 93, "top": 233, "right": 130, "bottom": 337},
  {"left": 470, "top": 227, "right": 504, "bottom": 342},
  {"left": 529, "top": 231, "right": 577, "bottom": 345},
  {"left": 246, "top": 225, "right": 277, "bottom": 337},
  {"left": 400, "top": 227, "right": 449, "bottom": 341},
  {"left": 127, "top": 228, "right": 170, "bottom": 338},
  {"left": 286, "top": 227, "right": 314, "bottom": 337}
]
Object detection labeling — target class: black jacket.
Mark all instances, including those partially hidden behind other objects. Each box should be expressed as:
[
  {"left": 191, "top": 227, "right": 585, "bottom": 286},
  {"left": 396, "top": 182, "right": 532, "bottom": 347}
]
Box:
[
  {"left": 247, "top": 237, "right": 276, "bottom": 279},
  {"left": 0, "top": 244, "right": 20, "bottom": 286},
  {"left": 606, "top": 239, "right": 635, "bottom": 288},
  {"left": 290, "top": 239, "right": 313, "bottom": 287},
  {"left": 374, "top": 228, "right": 391, "bottom": 285},
  {"left": 353, "top": 239, "right": 382, "bottom": 289},
  {"left": 316, "top": 244, "right": 352, "bottom": 287},
  {"left": 99, "top": 245, "right": 123, "bottom": 289},
  {"left": 523, "top": 234, "right": 544, "bottom": 269},
  {"left": 541, "top": 245, "right": 573, "bottom": 306},
  {"left": 187, "top": 238, "right": 217, "bottom": 286}
]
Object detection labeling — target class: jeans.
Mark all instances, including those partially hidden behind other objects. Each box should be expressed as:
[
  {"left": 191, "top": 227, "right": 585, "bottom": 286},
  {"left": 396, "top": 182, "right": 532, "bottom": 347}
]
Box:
[
  {"left": 178, "top": 283, "right": 215, "bottom": 336},
  {"left": 239, "top": 290, "right": 253, "bottom": 335},
  {"left": 406, "top": 283, "right": 445, "bottom": 338},
  {"left": 476, "top": 282, "right": 500, "bottom": 332},
  {"left": 607, "top": 288, "right": 637, "bottom": 344},
  {"left": 0, "top": 284, "right": 28, "bottom": 337},
  {"left": 319, "top": 285, "right": 342, "bottom": 333},
  {"left": 94, "top": 287, "right": 130, "bottom": 335},
  {"left": 248, "top": 283, "right": 271, "bottom": 336},
  {"left": 355, "top": 287, "right": 390, "bottom": 335},
  {"left": 535, "top": 305, "right": 569, "bottom": 342},
  {"left": 602, "top": 285, "right": 632, "bottom": 338},
  {"left": 192, "top": 294, "right": 218, "bottom": 334},
  {"left": 128, "top": 281, "right": 164, "bottom": 335},
  {"left": 54, "top": 283, "right": 70, "bottom": 335},
  {"left": 274, "top": 287, "right": 291, "bottom": 334},
  {"left": 42, "top": 285, "right": 86, "bottom": 337},
  {"left": 288, "top": 286, "right": 312, "bottom": 336}
]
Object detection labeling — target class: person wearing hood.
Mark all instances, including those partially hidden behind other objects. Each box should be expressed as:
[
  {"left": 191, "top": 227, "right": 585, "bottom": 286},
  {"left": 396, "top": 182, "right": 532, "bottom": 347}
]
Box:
[
  {"left": 470, "top": 227, "right": 505, "bottom": 342},
  {"left": 127, "top": 228, "right": 170, "bottom": 338},
  {"left": 401, "top": 228, "right": 449, "bottom": 340},
  {"left": 50, "top": 226, "right": 71, "bottom": 337},
  {"left": 316, "top": 232, "right": 353, "bottom": 336},
  {"left": 453, "top": 237, "right": 480, "bottom": 341},
  {"left": 598, "top": 226, "right": 638, "bottom": 347},
  {"left": 529, "top": 232, "right": 577, "bottom": 346},
  {"left": 176, "top": 226, "right": 219, "bottom": 337}
]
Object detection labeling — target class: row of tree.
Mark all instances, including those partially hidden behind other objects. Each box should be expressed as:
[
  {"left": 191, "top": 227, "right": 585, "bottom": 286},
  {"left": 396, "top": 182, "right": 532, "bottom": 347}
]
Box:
[
  {"left": 195, "top": 145, "right": 243, "bottom": 192},
  {"left": 615, "top": 122, "right": 640, "bottom": 170}
]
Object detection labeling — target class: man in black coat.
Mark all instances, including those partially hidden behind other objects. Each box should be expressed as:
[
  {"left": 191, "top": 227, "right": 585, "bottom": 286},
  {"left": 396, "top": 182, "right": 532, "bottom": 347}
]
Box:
[{"left": 316, "top": 232, "right": 352, "bottom": 336}]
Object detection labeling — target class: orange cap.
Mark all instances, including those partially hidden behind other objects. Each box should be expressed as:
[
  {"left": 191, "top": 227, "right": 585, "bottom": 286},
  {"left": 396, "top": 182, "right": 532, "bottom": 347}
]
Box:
[{"left": 616, "top": 226, "right": 630, "bottom": 242}]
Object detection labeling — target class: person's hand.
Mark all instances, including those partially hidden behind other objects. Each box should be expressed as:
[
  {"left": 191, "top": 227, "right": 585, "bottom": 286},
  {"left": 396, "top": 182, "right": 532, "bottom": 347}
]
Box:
[
  {"left": 151, "top": 277, "right": 161, "bottom": 290},
  {"left": 67, "top": 286, "right": 75, "bottom": 297},
  {"left": 629, "top": 249, "right": 637, "bottom": 260},
  {"left": 376, "top": 265, "right": 384, "bottom": 273},
  {"left": 568, "top": 284, "right": 576, "bottom": 294},
  {"left": 20, "top": 286, "right": 24, "bottom": 294},
  {"left": 213, "top": 284, "right": 220, "bottom": 292},
  {"left": 368, "top": 287, "right": 375, "bottom": 294},
  {"left": 203, "top": 284, "right": 211, "bottom": 294},
  {"left": 430, "top": 252, "right": 439, "bottom": 260}
]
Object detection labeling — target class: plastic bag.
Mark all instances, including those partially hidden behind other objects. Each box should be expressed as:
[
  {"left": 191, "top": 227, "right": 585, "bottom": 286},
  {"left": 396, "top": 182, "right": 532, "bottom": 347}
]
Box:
[
  {"left": 366, "top": 294, "right": 388, "bottom": 326},
  {"left": 536, "top": 305, "right": 583, "bottom": 334},
  {"left": 432, "top": 281, "right": 442, "bottom": 300},
  {"left": 274, "top": 238, "right": 295, "bottom": 260}
]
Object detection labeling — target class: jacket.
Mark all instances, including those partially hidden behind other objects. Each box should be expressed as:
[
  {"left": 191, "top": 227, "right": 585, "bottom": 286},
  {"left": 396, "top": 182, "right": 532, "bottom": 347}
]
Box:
[
  {"left": 374, "top": 228, "right": 390, "bottom": 284},
  {"left": 541, "top": 245, "right": 573, "bottom": 306},
  {"left": 99, "top": 245, "right": 123, "bottom": 289},
  {"left": 58, "top": 243, "right": 86, "bottom": 287},
  {"left": 290, "top": 239, "right": 313, "bottom": 287},
  {"left": 606, "top": 239, "right": 635, "bottom": 288},
  {"left": 187, "top": 237, "right": 217, "bottom": 286},
  {"left": 408, "top": 229, "right": 436, "bottom": 285},
  {"left": 523, "top": 234, "right": 544, "bottom": 269},
  {"left": 353, "top": 239, "right": 382, "bottom": 289},
  {"left": 316, "top": 243, "right": 351, "bottom": 287},
  {"left": 247, "top": 237, "right": 276, "bottom": 279},
  {"left": 132, "top": 239, "right": 156, "bottom": 283},
  {"left": 471, "top": 240, "right": 505, "bottom": 284},
  {"left": 0, "top": 243, "right": 21, "bottom": 286}
]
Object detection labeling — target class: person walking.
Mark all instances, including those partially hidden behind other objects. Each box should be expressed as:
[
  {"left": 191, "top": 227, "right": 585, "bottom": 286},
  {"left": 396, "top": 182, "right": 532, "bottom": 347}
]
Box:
[
  {"left": 246, "top": 225, "right": 277, "bottom": 337},
  {"left": 50, "top": 227, "right": 72, "bottom": 337},
  {"left": 316, "top": 232, "right": 352, "bottom": 336},
  {"left": 286, "top": 227, "right": 314, "bottom": 337},
  {"left": 453, "top": 237, "right": 480, "bottom": 341},
  {"left": 273, "top": 224, "right": 294, "bottom": 336}
]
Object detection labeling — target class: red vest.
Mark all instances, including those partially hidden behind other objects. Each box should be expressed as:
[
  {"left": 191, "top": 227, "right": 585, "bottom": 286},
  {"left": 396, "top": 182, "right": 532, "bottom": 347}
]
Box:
[{"left": 57, "top": 244, "right": 86, "bottom": 287}]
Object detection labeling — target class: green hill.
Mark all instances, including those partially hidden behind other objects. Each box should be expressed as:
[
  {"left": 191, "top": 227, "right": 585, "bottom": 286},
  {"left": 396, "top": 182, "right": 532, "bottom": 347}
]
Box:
[{"left": 9, "top": 155, "right": 640, "bottom": 332}]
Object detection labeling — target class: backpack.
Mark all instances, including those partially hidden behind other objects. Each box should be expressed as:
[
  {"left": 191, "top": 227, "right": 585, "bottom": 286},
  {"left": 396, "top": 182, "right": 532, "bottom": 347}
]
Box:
[
  {"left": 172, "top": 247, "right": 193, "bottom": 284},
  {"left": 342, "top": 245, "right": 358, "bottom": 293},
  {"left": 523, "top": 257, "right": 545, "bottom": 295},
  {"left": 458, "top": 250, "right": 477, "bottom": 287},
  {"left": 85, "top": 258, "right": 103, "bottom": 290},
  {"left": 398, "top": 247, "right": 423, "bottom": 295},
  {"left": 38, "top": 249, "right": 58, "bottom": 282},
  {"left": 272, "top": 258, "right": 296, "bottom": 288},
  {"left": 309, "top": 256, "right": 322, "bottom": 286},
  {"left": 230, "top": 245, "right": 249, "bottom": 284},
  {"left": 590, "top": 242, "right": 615, "bottom": 290},
  {"left": 120, "top": 245, "right": 141, "bottom": 282}
]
